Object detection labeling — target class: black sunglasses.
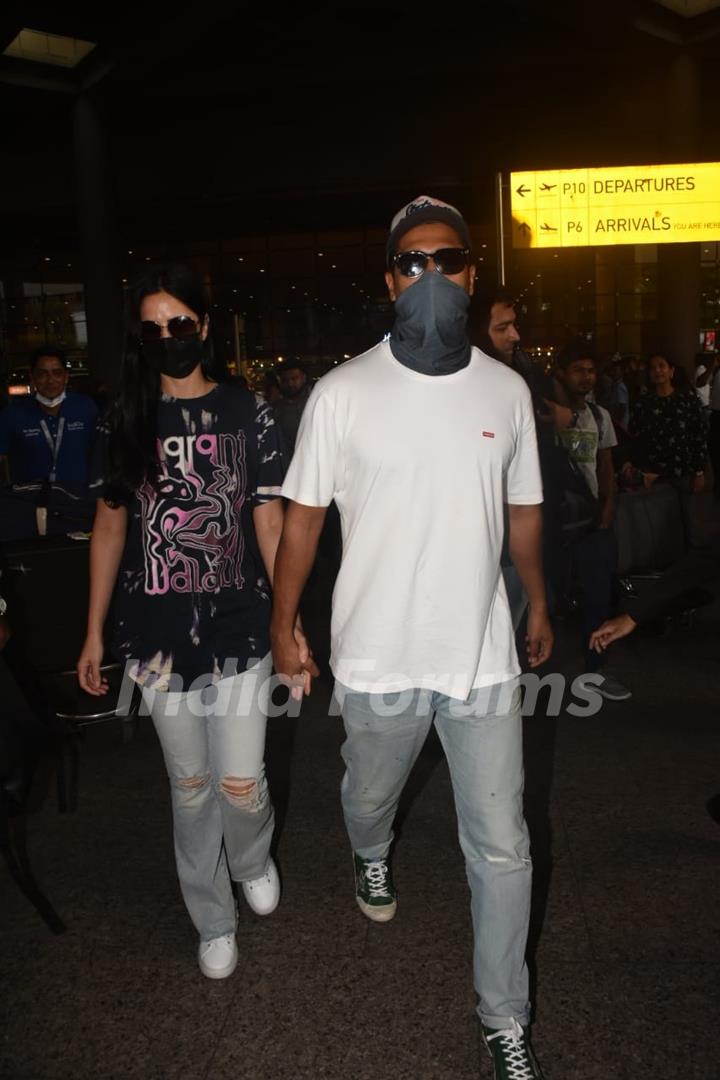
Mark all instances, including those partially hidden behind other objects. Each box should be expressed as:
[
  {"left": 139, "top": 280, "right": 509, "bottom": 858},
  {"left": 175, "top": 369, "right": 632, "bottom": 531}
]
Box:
[
  {"left": 391, "top": 247, "right": 470, "bottom": 278},
  {"left": 140, "top": 315, "right": 200, "bottom": 342}
]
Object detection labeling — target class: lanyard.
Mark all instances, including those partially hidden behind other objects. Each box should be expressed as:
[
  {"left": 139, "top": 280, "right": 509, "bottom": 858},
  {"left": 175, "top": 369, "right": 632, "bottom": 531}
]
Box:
[{"left": 39, "top": 416, "right": 66, "bottom": 483}]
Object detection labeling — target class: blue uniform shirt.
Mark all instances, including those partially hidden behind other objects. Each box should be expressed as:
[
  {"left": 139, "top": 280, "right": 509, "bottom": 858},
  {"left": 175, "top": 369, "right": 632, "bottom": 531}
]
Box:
[{"left": 0, "top": 392, "right": 99, "bottom": 484}]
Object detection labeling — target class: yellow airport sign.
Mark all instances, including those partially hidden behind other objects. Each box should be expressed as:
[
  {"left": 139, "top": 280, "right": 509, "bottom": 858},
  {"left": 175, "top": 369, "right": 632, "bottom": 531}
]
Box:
[{"left": 510, "top": 162, "right": 720, "bottom": 248}]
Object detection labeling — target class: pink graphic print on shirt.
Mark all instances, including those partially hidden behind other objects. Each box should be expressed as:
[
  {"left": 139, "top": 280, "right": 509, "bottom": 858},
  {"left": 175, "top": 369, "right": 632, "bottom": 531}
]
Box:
[{"left": 137, "top": 432, "right": 247, "bottom": 595}]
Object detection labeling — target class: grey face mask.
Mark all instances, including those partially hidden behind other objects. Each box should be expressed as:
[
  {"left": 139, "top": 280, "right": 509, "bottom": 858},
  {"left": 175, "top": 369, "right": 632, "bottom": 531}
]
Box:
[{"left": 390, "top": 271, "right": 471, "bottom": 376}]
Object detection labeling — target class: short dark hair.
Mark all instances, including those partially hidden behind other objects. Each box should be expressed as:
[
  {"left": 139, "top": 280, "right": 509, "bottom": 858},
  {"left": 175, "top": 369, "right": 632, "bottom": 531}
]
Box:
[
  {"left": 30, "top": 345, "right": 67, "bottom": 370},
  {"left": 276, "top": 359, "right": 307, "bottom": 377},
  {"left": 475, "top": 285, "right": 517, "bottom": 327},
  {"left": 646, "top": 350, "right": 674, "bottom": 368},
  {"left": 472, "top": 285, "right": 518, "bottom": 359},
  {"left": 556, "top": 340, "right": 596, "bottom": 370}
]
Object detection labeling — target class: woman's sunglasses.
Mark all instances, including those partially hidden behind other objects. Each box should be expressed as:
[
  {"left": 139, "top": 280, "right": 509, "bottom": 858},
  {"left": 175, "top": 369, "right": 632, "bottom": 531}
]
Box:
[
  {"left": 140, "top": 315, "right": 200, "bottom": 342},
  {"left": 390, "top": 247, "right": 470, "bottom": 279}
]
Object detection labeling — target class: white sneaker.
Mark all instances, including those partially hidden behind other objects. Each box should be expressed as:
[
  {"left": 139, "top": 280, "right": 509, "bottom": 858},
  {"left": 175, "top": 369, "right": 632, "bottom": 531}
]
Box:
[
  {"left": 241, "top": 857, "right": 281, "bottom": 916},
  {"left": 198, "top": 933, "right": 238, "bottom": 979}
]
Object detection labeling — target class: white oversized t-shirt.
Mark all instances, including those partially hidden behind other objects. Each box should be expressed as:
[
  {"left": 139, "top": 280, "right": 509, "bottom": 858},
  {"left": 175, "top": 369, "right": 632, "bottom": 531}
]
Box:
[{"left": 282, "top": 340, "right": 543, "bottom": 697}]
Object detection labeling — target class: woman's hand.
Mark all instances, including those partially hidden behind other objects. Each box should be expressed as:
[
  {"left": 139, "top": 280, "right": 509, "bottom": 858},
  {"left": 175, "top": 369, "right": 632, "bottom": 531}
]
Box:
[{"left": 77, "top": 632, "right": 109, "bottom": 696}]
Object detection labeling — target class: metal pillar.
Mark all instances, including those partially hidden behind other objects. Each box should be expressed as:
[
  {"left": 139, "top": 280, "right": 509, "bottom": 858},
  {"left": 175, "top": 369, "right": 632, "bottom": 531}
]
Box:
[{"left": 72, "top": 95, "right": 123, "bottom": 390}]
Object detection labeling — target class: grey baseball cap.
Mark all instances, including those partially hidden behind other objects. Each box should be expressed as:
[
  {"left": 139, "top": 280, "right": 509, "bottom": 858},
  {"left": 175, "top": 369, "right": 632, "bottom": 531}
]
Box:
[{"left": 386, "top": 195, "right": 471, "bottom": 265}]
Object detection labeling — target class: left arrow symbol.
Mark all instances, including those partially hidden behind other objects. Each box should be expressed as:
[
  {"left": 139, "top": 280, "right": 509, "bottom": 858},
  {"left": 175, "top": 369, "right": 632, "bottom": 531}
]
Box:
[{"left": 516, "top": 184, "right": 531, "bottom": 197}]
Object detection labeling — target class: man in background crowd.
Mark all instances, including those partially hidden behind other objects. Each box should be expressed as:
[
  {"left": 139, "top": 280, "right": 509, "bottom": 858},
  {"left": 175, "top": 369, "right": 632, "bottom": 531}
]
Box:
[
  {"left": 694, "top": 352, "right": 717, "bottom": 412},
  {"left": 608, "top": 359, "right": 630, "bottom": 431},
  {"left": 0, "top": 346, "right": 98, "bottom": 487},
  {"left": 554, "top": 342, "right": 631, "bottom": 701},
  {"left": 273, "top": 359, "right": 313, "bottom": 454}
]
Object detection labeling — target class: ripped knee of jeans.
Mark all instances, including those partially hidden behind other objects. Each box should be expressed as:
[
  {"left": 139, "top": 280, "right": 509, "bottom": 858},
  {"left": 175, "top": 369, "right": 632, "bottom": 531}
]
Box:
[
  {"left": 220, "top": 776, "right": 264, "bottom": 812},
  {"left": 176, "top": 772, "right": 211, "bottom": 791},
  {"left": 482, "top": 852, "right": 532, "bottom": 868}
]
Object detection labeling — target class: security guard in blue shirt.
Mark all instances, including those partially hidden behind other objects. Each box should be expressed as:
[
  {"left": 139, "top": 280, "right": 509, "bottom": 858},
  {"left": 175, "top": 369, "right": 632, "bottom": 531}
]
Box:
[{"left": 0, "top": 346, "right": 98, "bottom": 486}]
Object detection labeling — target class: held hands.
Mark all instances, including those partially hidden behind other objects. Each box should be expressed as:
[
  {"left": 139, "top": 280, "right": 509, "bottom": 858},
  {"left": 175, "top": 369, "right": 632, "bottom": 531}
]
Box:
[
  {"left": 589, "top": 613, "right": 637, "bottom": 653},
  {"left": 526, "top": 606, "right": 554, "bottom": 668},
  {"left": 77, "top": 632, "right": 109, "bottom": 696},
  {"left": 271, "top": 615, "right": 321, "bottom": 701}
]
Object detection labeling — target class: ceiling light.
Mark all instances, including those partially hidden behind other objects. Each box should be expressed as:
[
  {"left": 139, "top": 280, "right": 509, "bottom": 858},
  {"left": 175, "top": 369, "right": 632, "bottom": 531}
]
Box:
[{"left": 3, "top": 28, "right": 96, "bottom": 69}]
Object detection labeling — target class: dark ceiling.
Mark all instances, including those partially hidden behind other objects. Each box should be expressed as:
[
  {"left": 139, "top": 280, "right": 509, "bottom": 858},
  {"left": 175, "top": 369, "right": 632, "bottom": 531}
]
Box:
[{"left": 2, "top": 1, "right": 720, "bottom": 252}]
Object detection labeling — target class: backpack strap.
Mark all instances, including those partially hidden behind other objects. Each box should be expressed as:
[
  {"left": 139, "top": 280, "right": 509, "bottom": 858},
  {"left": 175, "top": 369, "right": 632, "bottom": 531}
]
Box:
[{"left": 586, "top": 400, "right": 604, "bottom": 439}]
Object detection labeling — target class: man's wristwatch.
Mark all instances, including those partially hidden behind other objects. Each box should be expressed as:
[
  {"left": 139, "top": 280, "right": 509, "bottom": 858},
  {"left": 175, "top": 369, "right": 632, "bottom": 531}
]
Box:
[{"left": 0, "top": 596, "right": 7, "bottom": 617}]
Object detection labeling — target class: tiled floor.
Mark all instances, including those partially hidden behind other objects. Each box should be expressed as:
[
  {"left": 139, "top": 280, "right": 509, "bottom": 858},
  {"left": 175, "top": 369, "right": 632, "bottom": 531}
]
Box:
[{"left": 2, "top": 573, "right": 718, "bottom": 1079}]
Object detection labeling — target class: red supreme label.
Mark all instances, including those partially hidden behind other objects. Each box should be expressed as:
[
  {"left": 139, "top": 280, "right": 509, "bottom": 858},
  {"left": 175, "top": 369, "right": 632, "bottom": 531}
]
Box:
[{"left": 482, "top": 431, "right": 495, "bottom": 438}]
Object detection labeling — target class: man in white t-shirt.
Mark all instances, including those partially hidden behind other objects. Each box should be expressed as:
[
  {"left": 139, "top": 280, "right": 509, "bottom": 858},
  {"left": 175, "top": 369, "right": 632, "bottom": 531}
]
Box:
[
  {"left": 554, "top": 342, "right": 631, "bottom": 701},
  {"left": 694, "top": 352, "right": 717, "bottom": 410},
  {"left": 271, "top": 196, "right": 551, "bottom": 1079}
]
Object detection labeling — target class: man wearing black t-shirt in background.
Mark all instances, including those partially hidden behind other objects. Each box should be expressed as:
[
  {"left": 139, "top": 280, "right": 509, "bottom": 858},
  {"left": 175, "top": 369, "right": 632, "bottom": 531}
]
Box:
[{"left": 273, "top": 360, "right": 313, "bottom": 455}]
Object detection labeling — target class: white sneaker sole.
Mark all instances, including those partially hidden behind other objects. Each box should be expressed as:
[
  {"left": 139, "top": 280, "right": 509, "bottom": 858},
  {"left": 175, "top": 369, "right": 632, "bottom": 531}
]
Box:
[{"left": 356, "top": 895, "right": 397, "bottom": 923}]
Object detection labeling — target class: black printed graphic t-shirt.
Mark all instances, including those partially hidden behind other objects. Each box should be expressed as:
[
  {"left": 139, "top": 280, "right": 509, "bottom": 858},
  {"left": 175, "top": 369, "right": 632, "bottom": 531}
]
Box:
[{"left": 90, "top": 383, "right": 286, "bottom": 688}]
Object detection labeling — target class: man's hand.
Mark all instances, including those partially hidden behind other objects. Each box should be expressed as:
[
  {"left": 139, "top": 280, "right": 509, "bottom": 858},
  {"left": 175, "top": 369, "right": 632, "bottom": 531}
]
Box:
[
  {"left": 271, "top": 617, "right": 320, "bottom": 701},
  {"left": 526, "top": 605, "right": 553, "bottom": 668},
  {"left": 77, "top": 632, "right": 109, "bottom": 696},
  {"left": 642, "top": 471, "right": 659, "bottom": 489},
  {"left": 0, "top": 615, "right": 10, "bottom": 651},
  {"left": 589, "top": 613, "right": 637, "bottom": 653}
]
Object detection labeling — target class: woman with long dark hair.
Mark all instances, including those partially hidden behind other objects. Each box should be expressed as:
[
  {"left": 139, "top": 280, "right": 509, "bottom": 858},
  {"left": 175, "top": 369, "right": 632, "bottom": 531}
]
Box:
[
  {"left": 77, "top": 263, "right": 315, "bottom": 978},
  {"left": 626, "top": 352, "right": 707, "bottom": 492}
]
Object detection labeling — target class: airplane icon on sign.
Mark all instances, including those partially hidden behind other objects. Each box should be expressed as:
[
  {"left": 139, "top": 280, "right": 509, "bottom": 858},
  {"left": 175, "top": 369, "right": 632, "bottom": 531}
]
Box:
[{"left": 539, "top": 183, "right": 557, "bottom": 192}]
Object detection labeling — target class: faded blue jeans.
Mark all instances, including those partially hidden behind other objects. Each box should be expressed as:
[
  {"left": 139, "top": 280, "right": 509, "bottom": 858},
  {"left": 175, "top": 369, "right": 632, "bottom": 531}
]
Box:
[
  {"left": 336, "top": 678, "right": 531, "bottom": 1029},
  {"left": 143, "top": 654, "right": 274, "bottom": 942}
]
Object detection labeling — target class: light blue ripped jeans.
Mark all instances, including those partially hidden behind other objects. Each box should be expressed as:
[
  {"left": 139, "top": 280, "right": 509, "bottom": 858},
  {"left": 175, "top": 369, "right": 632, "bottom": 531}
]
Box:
[
  {"left": 142, "top": 654, "right": 274, "bottom": 942},
  {"left": 335, "top": 678, "right": 531, "bottom": 1030}
]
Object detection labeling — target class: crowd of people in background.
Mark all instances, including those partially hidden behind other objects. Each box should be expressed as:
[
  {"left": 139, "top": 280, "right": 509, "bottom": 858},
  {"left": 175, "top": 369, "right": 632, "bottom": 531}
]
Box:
[
  {"left": 0, "top": 310, "right": 717, "bottom": 565},
  {"left": 1, "top": 334, "right": 718, "bottom": 516}
]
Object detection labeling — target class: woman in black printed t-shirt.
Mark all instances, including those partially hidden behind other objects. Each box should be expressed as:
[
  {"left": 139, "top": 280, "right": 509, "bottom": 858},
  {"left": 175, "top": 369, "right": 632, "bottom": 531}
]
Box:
[
  {"left": 627, "top": 352, "right": 707, "bottom": 492},
  {"left": 77, "top": 264, "right": 316, "bottom": 979}
]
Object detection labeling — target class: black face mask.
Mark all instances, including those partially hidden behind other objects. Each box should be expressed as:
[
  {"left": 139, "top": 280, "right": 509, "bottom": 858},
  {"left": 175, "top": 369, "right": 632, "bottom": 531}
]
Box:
[
  {"left": 390, "top": 271, "right": 471, "bottom": 376},
  {"left": 142, "top": 336, "right": 204, "bottom": 380}
]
